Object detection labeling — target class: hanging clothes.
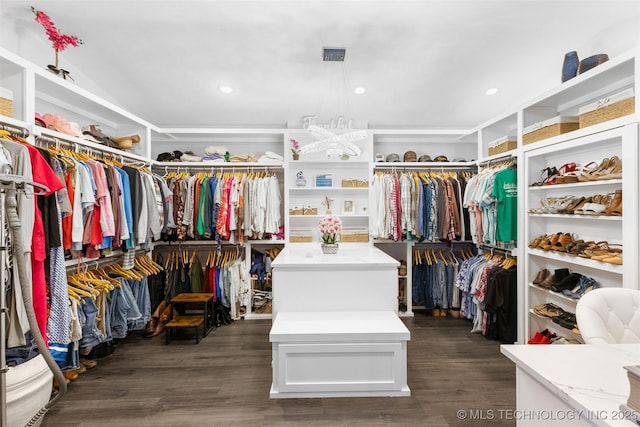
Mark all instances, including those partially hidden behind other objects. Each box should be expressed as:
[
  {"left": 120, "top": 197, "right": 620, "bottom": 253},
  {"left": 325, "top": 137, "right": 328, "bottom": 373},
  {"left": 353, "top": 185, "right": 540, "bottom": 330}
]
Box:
[
  {"left": 463, "top": 162, "right": 517, "bottom": 246},
  {"left": 160, "top": 170, "right": 282, "bottom": 243},
  {"left": 370, "top": 170, "right": 473, "bottom": 242}
]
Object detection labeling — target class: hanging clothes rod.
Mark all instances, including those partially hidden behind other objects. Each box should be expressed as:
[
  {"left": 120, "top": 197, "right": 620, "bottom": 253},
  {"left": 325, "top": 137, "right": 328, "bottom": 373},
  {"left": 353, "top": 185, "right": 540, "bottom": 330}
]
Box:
[
  {"left": 375, "top": 163, "right": 476, "bottom": 171},
  {"left": 477, "top": 243, "right": 517, "bottom": 257},
  {"left": 34, "top": 133, "right": 150, "bottom": 166},
  {"left": 477, "top": 154, "right": 517, "bottom": 168},
  {"left": 0, "top": 121, "right": 29, "bottom": 138},
  {"left": 155, "top": 162, "right": 283, "bottom": 170},
  {"left": 65, "top": 248, "right": 151, "bottom": 273}
]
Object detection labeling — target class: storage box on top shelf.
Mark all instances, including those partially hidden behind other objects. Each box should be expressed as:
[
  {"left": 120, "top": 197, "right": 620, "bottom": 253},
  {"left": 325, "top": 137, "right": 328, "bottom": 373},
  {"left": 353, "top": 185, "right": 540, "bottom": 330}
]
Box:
[
  {"left": 523, "top": 115, "right": 579, "bottom": 145},
  {"left": 487, "top": 136, "right": 516, "bottom": 156},
  {"left": 578, "top": 88, "right": 635, "bottom": 129},
  {"left": 0, "top": 87, "right": 13, "bottom": 118},
  {"left": 341, "top": 178, "right": 368, "bottom": 188}
]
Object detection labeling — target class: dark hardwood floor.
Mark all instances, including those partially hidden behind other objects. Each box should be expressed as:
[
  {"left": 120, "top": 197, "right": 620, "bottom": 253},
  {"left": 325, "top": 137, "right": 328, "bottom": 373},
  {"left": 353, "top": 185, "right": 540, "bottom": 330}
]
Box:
[{"left": 41, "top": 313, "right": 516, "bottom": 427}]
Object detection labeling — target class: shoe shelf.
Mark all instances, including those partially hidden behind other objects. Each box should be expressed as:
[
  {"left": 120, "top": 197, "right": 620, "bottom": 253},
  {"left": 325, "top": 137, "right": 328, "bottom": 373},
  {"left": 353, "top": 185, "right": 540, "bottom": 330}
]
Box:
[
  {"left": 527, "top": 213, "right": 622, "bottom": 221},
  {"left": 528, "top": 309, "right": 584, "bottom": 344},
  {"left": 521, "top": 114, "right": 638, "bottom": 344},
  {"left": 528, "top": 179, "right": 622, "bottom": 191},
  {"left": 529, "top": 283, "right": 584, "bottom": 304},
  {"left": 526, "top": 249, "right": 624, "bottom": 274}
]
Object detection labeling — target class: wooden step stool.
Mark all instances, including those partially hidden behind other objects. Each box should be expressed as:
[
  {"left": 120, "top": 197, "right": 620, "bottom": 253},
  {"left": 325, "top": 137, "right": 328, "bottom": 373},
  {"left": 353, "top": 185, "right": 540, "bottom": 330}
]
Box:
[
  {"left": 165, "top": 315, "right": 205, "bottom": 344},
  {"left": 165, "top": 293, "right": 215, "bottom": 344}
]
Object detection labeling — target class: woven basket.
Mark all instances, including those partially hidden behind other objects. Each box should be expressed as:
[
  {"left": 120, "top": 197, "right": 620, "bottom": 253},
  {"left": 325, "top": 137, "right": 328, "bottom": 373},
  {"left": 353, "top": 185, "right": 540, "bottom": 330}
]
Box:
[
  {"left": 289, "top": 207, "right": 303, "bottom": 215},
  {"left": 290, "top": 235, "right": 312, "bottom": 243},
  {"left": 523, "top": 122, "right": 579, "bottom": 145},
  {"left": 579, "top": 96, "right": 635, "bottom": 129},
  {"left": 0, "top": 87, "right": 13, "bottom": 118},
  {"left": 494, "top": 140, "right": 517, "bottom": 154},
  {"left": 302, "top": 206, "right": 318, "bottom": 215}
]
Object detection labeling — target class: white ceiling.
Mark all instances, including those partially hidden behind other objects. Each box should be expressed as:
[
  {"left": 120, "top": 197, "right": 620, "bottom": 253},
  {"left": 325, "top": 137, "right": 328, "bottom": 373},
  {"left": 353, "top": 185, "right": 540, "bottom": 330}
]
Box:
[{"left": 2, "top": 0, "right": 640, "bottom": 130}]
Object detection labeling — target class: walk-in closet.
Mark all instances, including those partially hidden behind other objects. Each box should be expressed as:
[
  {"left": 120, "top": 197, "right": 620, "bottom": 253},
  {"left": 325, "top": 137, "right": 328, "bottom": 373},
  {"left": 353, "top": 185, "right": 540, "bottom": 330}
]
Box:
[{"left": 1, "top": 1, "right": 640, "bottom": 425}]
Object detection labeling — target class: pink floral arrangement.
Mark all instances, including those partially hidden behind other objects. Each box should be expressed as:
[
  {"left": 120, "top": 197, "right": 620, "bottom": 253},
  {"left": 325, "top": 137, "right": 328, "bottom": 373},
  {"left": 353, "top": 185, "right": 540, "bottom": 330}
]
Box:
[
  {"left": 32, "top": 6, "right": 82, "bottom": 78},
  {"left": 318, "top": 215, "right": 342, "bottom": 244},
  {"left": 290, "top": 138, "right": 300, "bottom": 155},
  {"left": 32, "top": 7, "right": 82, "bottom": 51}
]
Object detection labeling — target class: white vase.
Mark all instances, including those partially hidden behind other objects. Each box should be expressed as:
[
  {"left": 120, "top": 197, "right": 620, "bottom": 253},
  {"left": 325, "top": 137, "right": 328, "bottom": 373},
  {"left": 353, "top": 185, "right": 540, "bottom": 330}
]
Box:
[{"left": 321, "top": 243, "right": 339, "bottom": 254}]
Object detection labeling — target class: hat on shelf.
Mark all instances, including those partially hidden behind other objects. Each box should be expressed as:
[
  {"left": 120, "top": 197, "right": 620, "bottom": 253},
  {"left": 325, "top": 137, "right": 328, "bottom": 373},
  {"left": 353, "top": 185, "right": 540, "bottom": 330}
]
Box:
[
  {"left": 403, "top": 151, "right": 417, "bottom": 162},
  {"left": 374, "top": 153, "right": 385, "bottom": 162},
  {"left": 452, "top": 158, "right": 467, "bottom": 162},
  {"left": 34, "top": 113, "right": 46, "bottom": 128},
  {"left": 418, "top": 154, "right": 432, "bottom": 162},
  {"left": 82, "top": 124, "right": 111, "bottom": 144},
  {"left": 386, "top": 153, "right": 400, "bottom": 162},
  {"left": 156, "top": 151, "right": 183, "bottom": 162},
  {"left": 434, "top": 155, "right": 449, "bottom": 162}
]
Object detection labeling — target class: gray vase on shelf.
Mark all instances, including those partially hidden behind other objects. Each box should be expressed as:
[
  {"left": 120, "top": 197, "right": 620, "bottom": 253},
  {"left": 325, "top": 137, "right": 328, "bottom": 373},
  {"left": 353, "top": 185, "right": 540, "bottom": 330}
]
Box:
[{"left": 296, "top": 171, "right": 307, "bottom": 188}]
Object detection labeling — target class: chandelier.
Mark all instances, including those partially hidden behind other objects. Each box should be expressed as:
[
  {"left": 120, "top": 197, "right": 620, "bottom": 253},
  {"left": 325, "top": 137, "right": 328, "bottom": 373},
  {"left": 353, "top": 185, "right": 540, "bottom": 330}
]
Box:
[{"left": 300, "top": 47, "right": 366, "bottom": 158}]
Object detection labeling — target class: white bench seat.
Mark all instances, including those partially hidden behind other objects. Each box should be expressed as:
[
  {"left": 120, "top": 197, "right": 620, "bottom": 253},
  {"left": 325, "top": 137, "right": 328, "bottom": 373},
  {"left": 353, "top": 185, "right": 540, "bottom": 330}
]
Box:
[{"left": 269, "top": 311, "right": 410, "bottom": 398}]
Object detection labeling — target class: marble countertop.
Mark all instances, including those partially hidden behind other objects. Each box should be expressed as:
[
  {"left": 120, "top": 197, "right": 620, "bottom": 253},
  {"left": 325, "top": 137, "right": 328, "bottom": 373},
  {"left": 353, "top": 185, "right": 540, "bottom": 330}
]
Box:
[{"left": 501, "top": 344, "right": 640, "bottom": 426}]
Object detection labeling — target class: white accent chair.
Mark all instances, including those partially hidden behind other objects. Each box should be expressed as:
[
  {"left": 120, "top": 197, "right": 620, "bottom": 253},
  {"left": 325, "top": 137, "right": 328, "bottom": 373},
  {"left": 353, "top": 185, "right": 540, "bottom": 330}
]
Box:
[{"left": 576, "top": 288, "right": 640, "bottom": 344}]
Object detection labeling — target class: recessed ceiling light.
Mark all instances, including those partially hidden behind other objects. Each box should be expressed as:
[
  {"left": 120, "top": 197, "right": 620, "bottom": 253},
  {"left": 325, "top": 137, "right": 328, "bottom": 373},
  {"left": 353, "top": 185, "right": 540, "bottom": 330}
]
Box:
[
  {"left": 486, "top": 87, "right": 498, "bottom": 95},
  {"left": 354, "top": 86, "right": 366, "bottom": 95},
  {"left": 218, "top": 85, "right": 233, "bottom": 94}
]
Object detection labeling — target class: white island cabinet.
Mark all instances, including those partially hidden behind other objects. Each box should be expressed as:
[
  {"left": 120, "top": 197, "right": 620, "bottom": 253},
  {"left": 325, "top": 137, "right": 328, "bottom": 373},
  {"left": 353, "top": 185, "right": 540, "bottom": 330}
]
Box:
[
  {"left": 270, "top": 243, "right": 400, "bottom": 316},
  {"left": 269, "top": 244, "right": 410, "bottom": 398}
]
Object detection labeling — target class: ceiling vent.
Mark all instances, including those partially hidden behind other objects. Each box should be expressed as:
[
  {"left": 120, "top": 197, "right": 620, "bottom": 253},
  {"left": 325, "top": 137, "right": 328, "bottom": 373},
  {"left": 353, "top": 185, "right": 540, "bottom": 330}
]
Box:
[{"left": 323, "top": 48, "right": 346, "bottom": 62}]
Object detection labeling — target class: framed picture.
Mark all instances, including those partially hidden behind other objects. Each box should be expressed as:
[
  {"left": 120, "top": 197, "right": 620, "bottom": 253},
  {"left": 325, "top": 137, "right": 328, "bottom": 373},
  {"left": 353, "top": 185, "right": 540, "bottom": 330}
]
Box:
[{"left": 342, "top": 200, "right": 355, "bottom": 214}]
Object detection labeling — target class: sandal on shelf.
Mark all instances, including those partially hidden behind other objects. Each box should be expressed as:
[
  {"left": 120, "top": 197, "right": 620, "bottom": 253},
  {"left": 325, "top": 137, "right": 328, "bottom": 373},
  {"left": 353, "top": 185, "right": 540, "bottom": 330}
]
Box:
[
  {"left": 569, "top": 196, "right": 591, "bottom": 214},
  {"left": 531, "top": 166, "right": 559, "bottom": 186},
  {"left": 598, "top": 156, "right": 623, "bottom": 180},
  {"left": 578, "top": 158, "right": 610, "bottom": 182},
  {"left": 533, "top": 303, "right": 566, "bottom": 318},
  {"left": 581, "top": 202, "right": 608, "bottom": 215},
  {"left": 561, "top": 196, "right": 584, "bottom": 214},
  {"left": 605, "top": 190, "right": 622, "bottom": 216},
  {"left": 550, "top": 233, "right": 574, "bottom": 252},
  {"left": 564, "top": 239, "right": 586, "bottom": 255},
  {"left": 574, "top": 195, "right": 602, "bottom": 214},
  {"left": 602, "top": 254, "right": 623, "bottom": 265},
  {"left": 541, "top": 232, "right": 562, "bottom": 251},
  {"left": 528, "top": 234, "right": 549, "bottom": 248},
  {"left": 577, "top": 241, "right": 610, "bottom": 258},
  {"left": 562, "top": 161, "right": 596, "bottom": 183},
  {"left": 554, "top": 162, "right": 577, "bottom": 184}
]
